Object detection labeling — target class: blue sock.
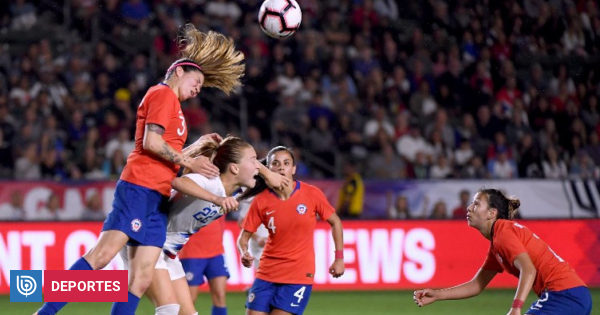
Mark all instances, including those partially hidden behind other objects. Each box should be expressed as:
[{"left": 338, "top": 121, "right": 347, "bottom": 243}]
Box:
[
  {"left": 212, "top": 305, "right": 227, "bottom": 315},
  {"left": 111, "top": 292, "right": 140, "bottom": 315},
  {"left": 37, "top": 257, "right": 93, "bottom": 315}
]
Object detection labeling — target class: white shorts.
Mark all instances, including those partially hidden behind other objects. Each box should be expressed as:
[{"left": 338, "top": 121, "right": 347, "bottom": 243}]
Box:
[{"left": 119, "top": 247, "right": 186, "bottom": 281}]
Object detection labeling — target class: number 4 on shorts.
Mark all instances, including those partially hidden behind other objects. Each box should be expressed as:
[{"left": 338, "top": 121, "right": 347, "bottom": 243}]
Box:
[{"left": 293, "top": 286, "right": 306, "bottom": 304}]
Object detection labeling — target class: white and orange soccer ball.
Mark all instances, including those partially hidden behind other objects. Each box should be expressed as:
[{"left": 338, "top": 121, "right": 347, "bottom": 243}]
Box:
[{"left": 258, "top": 0, "right": 302, "bottom": 39}]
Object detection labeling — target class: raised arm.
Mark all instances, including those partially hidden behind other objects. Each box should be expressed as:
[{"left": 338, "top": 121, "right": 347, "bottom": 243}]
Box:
[
  {"left": 414, "top": 268, "right": 497, "bottom": 307},
  {"left": 327, "top": 213, "right": 345, "bottom": 278},
  {"left": 143, "top": 124, "right": 219, "bottom": 177}
]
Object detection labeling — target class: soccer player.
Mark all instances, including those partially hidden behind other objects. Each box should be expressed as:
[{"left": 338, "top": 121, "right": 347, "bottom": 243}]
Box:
[
  {"left": 413, "top": 188, "right": 593, "bottom": 315},
  {"left": 131, "top": 136, "right": 289, "bottom": 315},
  {"left": 36, "top": 25, "right": 245, "bottom": 315},
  {"left": 238, "top": 146, "right": 345, "bottom": 315}
]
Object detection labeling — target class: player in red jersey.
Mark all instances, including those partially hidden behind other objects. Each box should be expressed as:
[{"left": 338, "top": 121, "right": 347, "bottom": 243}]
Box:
[
  {"left": 414, "top": 188, "right": 592, "bottom": 315},
  {"left": 36, "top": 25, "right": 245, "bottom": 315},
  {"left": 237, "top": 146, "right": 345, "bottom": 315}
]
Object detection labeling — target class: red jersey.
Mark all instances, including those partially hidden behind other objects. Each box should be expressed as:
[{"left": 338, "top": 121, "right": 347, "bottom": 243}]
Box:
[
  {"left": 482, "top": 219, "right": 586, "bottom": 296},
  {"left": 120, "top": 84, "right": 188, "bottom": 196},
  {"left": 179, "top": 216, "right": 225, "bottom": 259},
  {"left": 242, "top": 181, "right": 335, "bottom": 284}
]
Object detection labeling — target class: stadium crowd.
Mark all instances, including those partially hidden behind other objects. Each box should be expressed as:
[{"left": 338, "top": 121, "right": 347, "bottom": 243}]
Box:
[{"left": 1, "top": 0, "right": 600, "bottom": 183}]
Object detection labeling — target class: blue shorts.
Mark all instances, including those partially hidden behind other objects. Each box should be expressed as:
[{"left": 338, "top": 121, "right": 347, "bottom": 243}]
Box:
[
  {"left": 102, "top": 180, "right": 169, "bottom": 248},
  {"left": 246, "top": 278, "right": 312, "bottom": 315},
  {"left": 180, "top": 254, "right": 230, "bottom": 286},
  {"left": 526, "top": 286, "right": 592, "bottom": 315}
]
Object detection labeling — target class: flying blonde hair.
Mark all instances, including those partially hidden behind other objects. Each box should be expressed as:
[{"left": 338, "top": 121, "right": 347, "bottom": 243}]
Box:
[{"left": 176, "top": 24, "right": 245, "bottom": 95}]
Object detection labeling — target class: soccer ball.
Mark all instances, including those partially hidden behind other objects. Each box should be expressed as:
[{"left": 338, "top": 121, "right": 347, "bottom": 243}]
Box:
[{"left": 258, "top": 0, "right": 302, "bottom": 39}]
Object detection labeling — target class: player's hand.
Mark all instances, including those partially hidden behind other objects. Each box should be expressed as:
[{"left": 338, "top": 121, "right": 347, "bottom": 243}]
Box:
[
  {"left": 199, "top": 132, "right": 223, "bottom": 143},
  {"left": 216, "top": 196, "right": 238, "bottom": 214},
  {"left": 263, "top": 169, "right": 290, "bottom": 191},
  {"left": 413, "top": 289, "right": 436, "bottom": 307},
  {"left": 507, "top": 308, "right": 521, "bottom": 315},
  {"left": 329, "top": 259, "right": 344, "bottom": 278},
  {"left": 241, "top": 251, "right": 254, "bottom": 268},
  {"left": 189, "top": 155, "right": 220, "bottom": 178}
]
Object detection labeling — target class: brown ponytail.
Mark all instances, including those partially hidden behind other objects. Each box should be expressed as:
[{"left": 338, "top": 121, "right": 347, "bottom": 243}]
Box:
[{"left": 507, "top": 198, "right": 521, "bottom": 220}]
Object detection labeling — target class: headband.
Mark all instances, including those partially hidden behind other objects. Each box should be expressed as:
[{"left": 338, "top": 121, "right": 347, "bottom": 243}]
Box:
[{"left": 167, "top": 62, "right": 202, "bottom": 74}]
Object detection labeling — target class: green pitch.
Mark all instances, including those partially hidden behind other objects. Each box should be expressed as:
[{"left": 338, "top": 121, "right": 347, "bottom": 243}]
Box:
[{"left": 2, "top": 289, "right": 598, "bottom": 314}]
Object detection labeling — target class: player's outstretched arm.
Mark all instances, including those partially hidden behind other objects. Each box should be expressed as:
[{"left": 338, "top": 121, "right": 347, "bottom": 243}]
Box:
[
  {"left": 172, "top": 177, "right": 238, "bottom": 213},
  {"left": 144, "top": 124, "right": 219, "bottom": 177},
  {"left": 237, "top": 230, "right": 255, "bottom": 268},
  {"left": 413, "top": 268, "right": 497, "bottom": 307},
  {"left": 257, "top": 163, "right": 290, "bottom": 190},
  {"left": 327, "top": 213, "right": 345, "bottom": 278}
]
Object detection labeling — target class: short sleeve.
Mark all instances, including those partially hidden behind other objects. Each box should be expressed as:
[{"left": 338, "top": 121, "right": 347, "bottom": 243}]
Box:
[
  {"left": 481, "top": 246, "right": 503, "bottom": 272},
  {"left": 242, "top": 197, "right": 262, "bottom": 233},
  {"left": 494, "top": 224, "right": 527, "bottom": 265},
  {"left": 183, "top": 173, "right": 210, "bottom": 189},
  {"left": 145, "top": 88, "right": 176, "bottom": 129},
  {"left": 313, "top": 187, "right": 335, "bottom": 221}
]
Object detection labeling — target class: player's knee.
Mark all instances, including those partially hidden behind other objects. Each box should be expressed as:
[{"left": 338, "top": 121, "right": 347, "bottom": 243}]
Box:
[
  {"left": 155, "top": 303, "right": 180, "bottom": 315},
  {"left": 130, "top": 271, "right": 154, "bottom": 292},
  {"left": 84, "top": 247, "right": 115, "bottom": 270}
]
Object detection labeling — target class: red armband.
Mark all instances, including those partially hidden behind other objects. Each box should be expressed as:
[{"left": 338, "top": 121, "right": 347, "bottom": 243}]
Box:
[
  {"left": 335, "top": 250, "right": 344, "bottom": 259},
  {"left": 512, "top": 299, "right": 524, "bottom": 309}
]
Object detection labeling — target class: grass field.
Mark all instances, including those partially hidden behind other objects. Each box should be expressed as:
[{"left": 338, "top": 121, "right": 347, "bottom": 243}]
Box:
[{"left": 2, "top": 289, "right": 599, "bottom": 314}]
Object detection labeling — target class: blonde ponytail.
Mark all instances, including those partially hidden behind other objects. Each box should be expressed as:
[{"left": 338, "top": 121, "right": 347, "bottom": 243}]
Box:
[{"left": 179, "top": 24, "right": 245, "bottom": 95}]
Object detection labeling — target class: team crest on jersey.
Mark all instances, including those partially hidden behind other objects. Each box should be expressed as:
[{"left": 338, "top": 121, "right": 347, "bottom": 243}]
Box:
[
  {"left": 185, "top": 272, "right": 194, "bottom": 282},
  {"left": 130, "top": 219, "right": 142, "bottom": 232},
  {"left": 248, "top": 292, "right": 255, "bottom": 303},
  {"left": 296, "top": 204, "right": 307, "bottom": 215}
]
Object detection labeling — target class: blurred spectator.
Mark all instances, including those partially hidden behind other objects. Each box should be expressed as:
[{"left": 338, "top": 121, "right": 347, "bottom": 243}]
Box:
[
  {"left": 29, "top": 192, "right": 61, "bottom": 221},
  {"left": 81, "top": 192, "right": 105, "bottom": 221},
  {"left": 337, "top": 159, "right": 364, "bottom": 219},
  {"left": 10, "top": 0, "right": 37, "bottom": 30},
  {"left": 451, "top": 189, "right": 470, "bottom": 220},
  {"left": 366, "top": 141, "right": 405, "bottom": 179},
  {"left": 387, "top": 193, "right": 411, "bottom": 220},
  {"left": 542, "top": 147, "right": 568, "bottom": 179},
  {"left": 429, "top": 200, "right": 448, "bottom": 219},
  {"left": 0, "top": 190, "right": 25, "bottom": 220},
  {"left": 14, "top": 142, "right": 40, "bottom": 180},
  {"left": 488, "top": 149, "right": 518, "bottom": 179}
]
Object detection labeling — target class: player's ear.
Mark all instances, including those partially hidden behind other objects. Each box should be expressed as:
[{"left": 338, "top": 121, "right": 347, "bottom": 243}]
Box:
[
  {"left": 175, "top": 66, "right": 184, "bottom": 78},
  {"left": 291, "top": 164, "right": 296, "bottom": 176},
  {"left": 230, "top": 163, "right": 240, "bottom": 175},
  {"left": 488, "top": 208, "right": 497, "bottom": 220}
]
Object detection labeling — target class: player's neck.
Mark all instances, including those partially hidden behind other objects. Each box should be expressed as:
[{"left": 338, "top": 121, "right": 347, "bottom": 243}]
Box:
[
  {"left": 220, "top": 173, "right": 238, "bottom": 196},
  {"left": 163, "top": 79, "right": 179, "bottom": 99},
  {"left": 274, "top": 180, "right": 295, "bottom": 200},
  {"left": 481, "top": 220, "right": 494, "bottom": 240}
]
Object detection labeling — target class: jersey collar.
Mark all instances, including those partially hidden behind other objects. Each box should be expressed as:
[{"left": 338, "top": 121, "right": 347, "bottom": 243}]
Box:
[{"left": 269, "top": 180, "right": 300, "bottom": 198}]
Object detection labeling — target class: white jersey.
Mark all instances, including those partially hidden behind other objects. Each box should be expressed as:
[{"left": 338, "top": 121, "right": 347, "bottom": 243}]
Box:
[{"left": 163, "top": 173, "right": 226, "bottom": 257}]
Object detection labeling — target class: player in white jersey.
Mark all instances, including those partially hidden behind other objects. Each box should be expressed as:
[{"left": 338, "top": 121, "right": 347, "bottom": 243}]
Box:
[{"left": 120, "top": 136, "right": 289, "bottom": 315}]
